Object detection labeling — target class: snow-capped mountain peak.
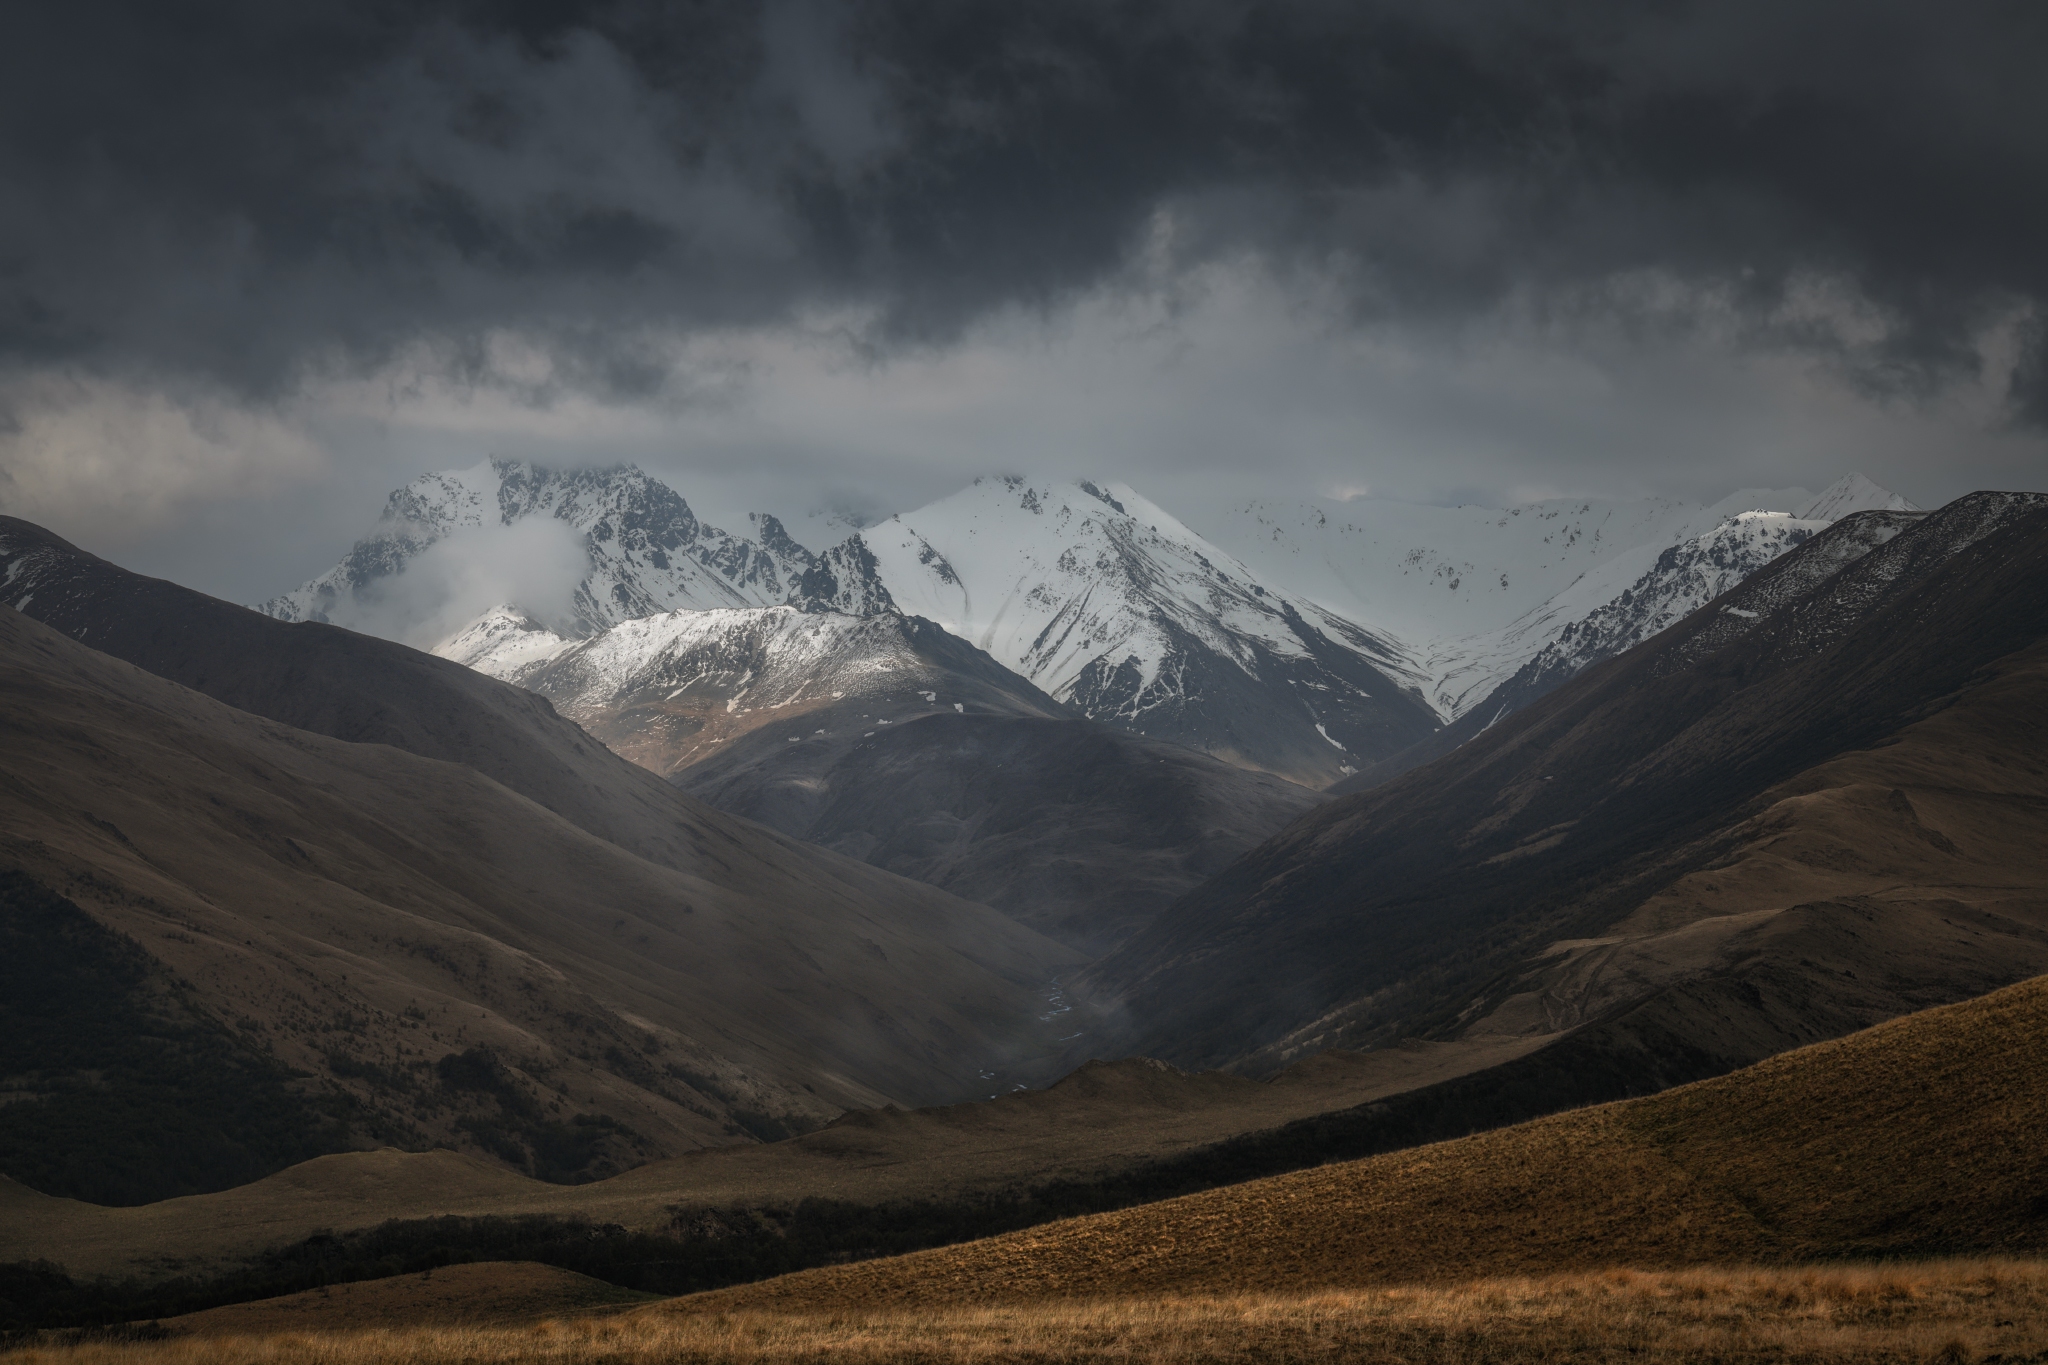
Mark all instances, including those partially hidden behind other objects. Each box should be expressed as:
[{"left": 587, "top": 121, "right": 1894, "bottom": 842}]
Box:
[
  {"left": 1197, "top": 476, "right": 1918, "bottom": 724},
  {"left": 1797, "top": 473, "right": 1921, "bottom": 521},
  {"left": 434, "top": 604, "right": 573, "bottom": 675},
  {"left": 799, "top": 475, "right": 1441, "bottom": 784},
  {"left": 257, "top": 458, "right": 813, "bottom": 640},
  {"left": 1482, "top": 508, "right": 1833, "bottom": 712}
]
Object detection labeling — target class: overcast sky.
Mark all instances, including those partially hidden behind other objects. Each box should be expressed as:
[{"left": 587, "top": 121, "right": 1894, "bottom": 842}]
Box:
[{"left": 2, "top": 0, "right": 2045, "bottom": 602}]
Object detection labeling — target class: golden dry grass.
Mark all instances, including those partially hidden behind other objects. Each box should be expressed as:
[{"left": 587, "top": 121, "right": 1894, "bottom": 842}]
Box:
[
  {"left": 669, "top": 970, "right": 2048, "bottom": 1314},
  {"left": 8, "top": 1260, "right": 2047, "bottom": 1363}
]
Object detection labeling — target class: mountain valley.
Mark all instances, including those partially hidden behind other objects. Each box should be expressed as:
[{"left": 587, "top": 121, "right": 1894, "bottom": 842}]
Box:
[
  {"left": 9, "top": 8, "right": 2047, "bottom": 1353},
  {"left": 4, "top": 478, "right": 2046, "bottom": 1346},
  {"left": 679, "top": 712, "right": 1327, "bottom": 953}
]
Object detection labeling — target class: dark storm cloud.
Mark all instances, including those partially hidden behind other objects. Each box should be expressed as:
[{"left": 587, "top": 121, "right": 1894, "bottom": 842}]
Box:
[{"left": 2, "top": 0, "right": 2044, "bottom": 412}]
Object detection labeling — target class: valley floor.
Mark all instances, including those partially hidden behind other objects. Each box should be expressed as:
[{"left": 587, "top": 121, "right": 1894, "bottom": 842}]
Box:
[{"left": 9, "top": 1259, "right": 2047, "bottom": 1363}]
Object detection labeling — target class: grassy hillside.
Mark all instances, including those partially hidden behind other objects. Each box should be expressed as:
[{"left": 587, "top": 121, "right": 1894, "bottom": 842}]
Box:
[
  {"left": 676, "top": 970, "right": 2048, "bottom": 1312},
  {"left": 0, "top": 1042, "right": 1539, "bottom": 1285}
]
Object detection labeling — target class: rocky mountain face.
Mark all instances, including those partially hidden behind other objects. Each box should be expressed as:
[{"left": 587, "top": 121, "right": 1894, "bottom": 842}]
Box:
[
  {"left": 1077, "top": 491, "right": 2048, "bottom": 1118},
  {"left": 1458, "top": 510, "right": 1832, "bottom": 723},
  {"left": 0, "top": 518, "right": 1086, "bottom": 1200}
]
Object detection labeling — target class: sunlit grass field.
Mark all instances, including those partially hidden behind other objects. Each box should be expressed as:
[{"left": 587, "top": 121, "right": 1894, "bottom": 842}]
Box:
[{"left": 10, "top": 1259, "right": 2047, "bottom": 1364}]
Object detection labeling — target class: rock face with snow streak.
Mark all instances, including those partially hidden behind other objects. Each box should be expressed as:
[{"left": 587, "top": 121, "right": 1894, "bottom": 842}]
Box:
[
  {"left": 1467, "top": 511, "right": 1831, "bottom": 723},
  {"left": 258, "top": 458, "right": 813, "bottom": 635},
  {"left": 1200, "top": 472, "right": 1921, "bottom": 723},
  {"left": 792, "top": 477, "right": 1442, "bottom": 787}
]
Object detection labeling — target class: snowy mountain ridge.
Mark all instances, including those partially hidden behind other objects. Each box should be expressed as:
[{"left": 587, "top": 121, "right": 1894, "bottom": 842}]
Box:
[
  {"left": 1795, "top": 472, "right": 1919, "bottom": 522},
  {"left": 440, "top": 601, "right": 1070, "bottom": 778},
  {"left": 1200, "top": 474, "right": 1919, "bottom": 720},
  {"left": 421, "top": 474, "right": 1447, "bottom": 785},
  {"left": 798, "top": 476, "right": 1441, "bottom": 782},
  {"left": 267, "top": 462, "right": 1917, "bottom": 788},
  {"left": 489, "top": 604, "right": 970, "bottom": 720}
]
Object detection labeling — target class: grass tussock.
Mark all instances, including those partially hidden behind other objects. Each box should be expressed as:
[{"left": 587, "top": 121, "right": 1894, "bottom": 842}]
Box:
[{"left": 7, "top": 1259, "right": 2048, "bottom": 1364}]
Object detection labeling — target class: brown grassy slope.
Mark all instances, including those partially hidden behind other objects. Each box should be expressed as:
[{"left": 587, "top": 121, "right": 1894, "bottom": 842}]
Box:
[
  {"left": 674, "top": 970, "right": 2048, "bottom": 1311},
  {"left": 0, "top": 1039, "right": 1543, "bottom": 1282},
  {"left": 0, "top": 519, "right": 1101, "bottom": 1067},
  {"left": 1440, "top": 636, "right": 2048, "bottom": 1046},
  {"left": 16, "top": 625, "right": 2046, "bottom": 1271},
  {"left": 159, "top": 1262, "right": 653, "bottom": 1335},
  {"left": 0, "top": 603, "right": 1081, "bottom": 1179},
  {"left": 0, "top": 516, "right": 732, "bottom": 877}
]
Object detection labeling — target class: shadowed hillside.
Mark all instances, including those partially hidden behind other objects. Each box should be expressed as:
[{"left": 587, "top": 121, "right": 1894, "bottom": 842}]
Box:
[
  {"left": 1079, "top": 493, "right": 2048, "bottom": 1100},
  {"left": 0, "top": 595, "right": 1081, "bottom": 1202},
  {"left": 680, "top": 712, "right": 1326, "bottom": 953}
]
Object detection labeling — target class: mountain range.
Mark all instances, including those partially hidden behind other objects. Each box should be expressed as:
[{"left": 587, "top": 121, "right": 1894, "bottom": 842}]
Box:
[
  {"left": 1205, "top": 472, "right": 1917, "bottom": 719},
  {"left": 239, "top": 461, "right": 1932, "bottom": 960},
  {"left": 260, "top": 462, "right": 1914, "bottom": 794}
]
